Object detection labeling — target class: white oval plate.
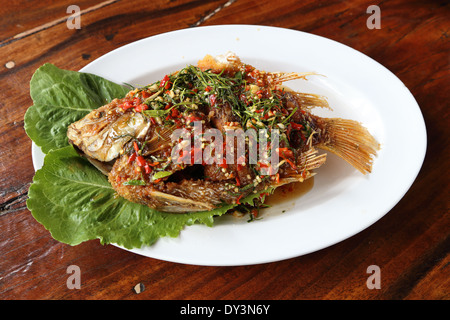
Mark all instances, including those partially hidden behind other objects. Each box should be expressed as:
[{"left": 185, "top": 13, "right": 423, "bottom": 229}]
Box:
[{"left": 32, "top": 25, "right": 426, "bottom": 266}]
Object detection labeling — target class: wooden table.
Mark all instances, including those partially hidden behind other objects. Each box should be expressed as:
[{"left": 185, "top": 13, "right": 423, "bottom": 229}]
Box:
[{"left": 1, "top": 0, "right": 448, "bottom": 301}]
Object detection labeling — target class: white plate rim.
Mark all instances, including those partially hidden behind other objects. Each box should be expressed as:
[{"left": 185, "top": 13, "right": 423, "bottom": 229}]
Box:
[{"left": 31, "top": 25, "right": 427, "bottom": 266}]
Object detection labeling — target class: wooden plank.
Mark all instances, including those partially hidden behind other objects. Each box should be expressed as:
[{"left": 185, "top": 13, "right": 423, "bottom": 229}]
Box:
[
  {"left": 0, "top": 0, "right": 112, "bottom": 44},
  {"left": 0, "top": 0, "right": 448, "bottom": 300}
]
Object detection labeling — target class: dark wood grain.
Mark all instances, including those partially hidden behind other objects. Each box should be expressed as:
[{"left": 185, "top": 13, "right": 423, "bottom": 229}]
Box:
[
  {"left": 0, "top": 0, "right": 105, "bottom": 44},
  {"left": 0, "top": 0, "right": 448, "bottom": 300}
]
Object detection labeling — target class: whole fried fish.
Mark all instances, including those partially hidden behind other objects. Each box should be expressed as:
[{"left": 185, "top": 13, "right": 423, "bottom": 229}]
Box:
[{"left": 67, "top": 53, "right": 379, "bottom": 213}]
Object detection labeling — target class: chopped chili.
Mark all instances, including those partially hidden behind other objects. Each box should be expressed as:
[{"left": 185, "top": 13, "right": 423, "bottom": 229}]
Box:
[
  {"left": 135, "top": 104, "right": 148, "bottom": 112},
  {"left": 127, "top": 152, "right": 136, "bottom": 164},
  {"left": 133, "top": 141, "right": 139, "bottom": 153},
  {"left": 290, "top": 122, "right": 303, "bottom": 130},
  {"left": 136, "top": 155, "right": 146, "bottom": 167}
]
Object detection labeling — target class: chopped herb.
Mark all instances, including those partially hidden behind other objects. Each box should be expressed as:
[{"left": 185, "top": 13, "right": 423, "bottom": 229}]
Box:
[
  {"left": 123, "top": 180, "right": 146, "bottom": 186},
  {"left": 152, "top": 171, "right": 173, "bottom": 180},
  {"left": 142, "top": 109, "right": 170, "bottom": 117}
]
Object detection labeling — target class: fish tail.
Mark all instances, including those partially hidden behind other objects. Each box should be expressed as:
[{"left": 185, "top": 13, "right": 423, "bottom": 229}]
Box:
[{"left": 318, "top": 118, "right": 380, "bottom": 174}]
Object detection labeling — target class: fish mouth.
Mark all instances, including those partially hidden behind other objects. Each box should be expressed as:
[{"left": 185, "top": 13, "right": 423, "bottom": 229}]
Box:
[{"left": 70, "top": 144, "right": 116, "bottom": 176}]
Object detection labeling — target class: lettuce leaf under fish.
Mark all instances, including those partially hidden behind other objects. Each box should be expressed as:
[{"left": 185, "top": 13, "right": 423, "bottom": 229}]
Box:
[
  {"left": 27, "top": 146, "right": 245, "bottom": 248},
  {"left": 24, "top": 64, "right": 266, "bottom": 249}
]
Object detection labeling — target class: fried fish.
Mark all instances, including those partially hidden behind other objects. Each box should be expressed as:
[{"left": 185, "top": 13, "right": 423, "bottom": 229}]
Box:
[{"left": 67, "top": 53, "right": 379, "bottom": 213}]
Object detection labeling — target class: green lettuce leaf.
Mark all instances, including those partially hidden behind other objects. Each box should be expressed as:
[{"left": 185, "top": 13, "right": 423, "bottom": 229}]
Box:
[
  {"left": 24, "top": 63, "right": 129, "bottom": 154},
  {"left": 27, "top": 146, "right": 263, "bottom": 249}
]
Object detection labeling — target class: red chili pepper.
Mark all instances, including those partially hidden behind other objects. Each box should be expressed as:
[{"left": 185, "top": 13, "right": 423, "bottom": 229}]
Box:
[
  {"left": 302, "top": 170, "right": 307, "bottom": 179},
  {"left": 160, "top": 75, "right": 170, "bottom": 88},
  {"left": 277, "top": 148, "right": 294, "bottom": 158},
  {"left": 136, "top": 155, "right": 146, "bottom": 167},
  {"left": 144, "top": 163, "right": 152, "bottom": 174},
  {"left": 133, "top": 141, "right": 139, "bottom": 152},
  {"left": 171, "top": 108, "right": 179, "bottom": 118},
  {"left": 235, "top": 175, "right": 241, "bottom": 187},
  {"left": 258, "top": 161, "right": 269, "bottom": 168},
  {"left": 133, "top": 97, "right": 141, "bottom": 104},
  {"left": 285, "top": 158, "right": 296, "bottom": 169},
  {"left": 236, "top": 194, "right": 243, "bottom": 204},
  {"left": 186, "top": 115, "right": 201, "bottom": 122},
  {"left": 205, "top": 86, "right": 212, "bottom": 92},
  {"left": 290, "top": 122, "right": 303, "bottom": 130},
  {"left": 141, "top": 91, "right": 150, "bottom": 99},
  {"left": 218, "top": 160, "right": 227, "bottom": 169},
  {"left": 135, "top": 104, "right": 148, "bottom": 112},
  {"left": 121, "top": 101, "right": 134, "bottom": 110},
  {"left": 127, "top": 152, "right": 136, "bottom": 164}
]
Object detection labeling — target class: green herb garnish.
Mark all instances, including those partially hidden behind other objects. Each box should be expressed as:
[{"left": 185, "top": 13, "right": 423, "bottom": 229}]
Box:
[{"left": 123, "top": 179, "right": 146, "bottom": 186}]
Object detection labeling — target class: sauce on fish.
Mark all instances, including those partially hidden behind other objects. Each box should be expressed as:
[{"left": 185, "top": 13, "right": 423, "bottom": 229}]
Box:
[{"left": 265, "top": 177, "right": 314, "bottom": 206}]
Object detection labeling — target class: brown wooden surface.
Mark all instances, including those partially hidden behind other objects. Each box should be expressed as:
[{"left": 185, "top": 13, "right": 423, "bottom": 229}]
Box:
[{"left": 0, "top": 0, "right": 448, "bottom": 300}]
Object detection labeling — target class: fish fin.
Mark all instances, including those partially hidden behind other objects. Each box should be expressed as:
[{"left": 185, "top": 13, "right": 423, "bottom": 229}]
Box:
[
  {"left": 273, "top": 172, "right": 317, "bottom": 188},
  {"left": 270, "top": 72, "right": 319, "bottom": 84},
  {"left": 297, "top": 147, "right": 327, "bottom": 172},
  {"left": 272, "top": 148, "right": 325, "bottom": 188},
  {"left": 318, "top": 118, "right": 380, "bottom": 174},
  {"left": 149, "top": 190, "right": 216, "bottom": 212},
  {"left": 290, "top": 92, "right": 330, "bottom": 110}
]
